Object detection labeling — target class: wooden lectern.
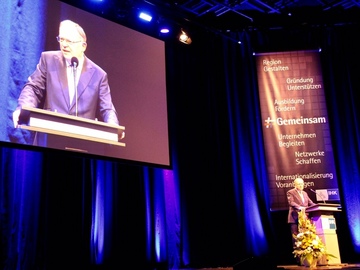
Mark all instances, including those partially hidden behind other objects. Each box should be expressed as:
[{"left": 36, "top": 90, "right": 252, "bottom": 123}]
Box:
[
  {"left": 306, "top": 203, "right": 342, "bottom": 265},
  {"left": 17, "top": 106, "right": 125, "bottom": 154}
]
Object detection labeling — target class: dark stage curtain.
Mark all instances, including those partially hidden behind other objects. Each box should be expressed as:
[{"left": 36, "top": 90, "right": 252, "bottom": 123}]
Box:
[{"left": 1, "top": 1, "right": 359, "bottom": 269}]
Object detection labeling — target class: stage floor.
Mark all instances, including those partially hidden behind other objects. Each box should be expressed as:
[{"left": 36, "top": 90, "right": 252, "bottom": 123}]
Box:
[
  {"left": 178, "top": 263, "right": 360, "bottom": 270},
  {"left": 277, "top": 264, "right": 360, "bottom": 269}
]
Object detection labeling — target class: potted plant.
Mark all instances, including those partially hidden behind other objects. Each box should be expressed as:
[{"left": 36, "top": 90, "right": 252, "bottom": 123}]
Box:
[{"left": 292, "top": 209, "right": 336, "bottom": 267}]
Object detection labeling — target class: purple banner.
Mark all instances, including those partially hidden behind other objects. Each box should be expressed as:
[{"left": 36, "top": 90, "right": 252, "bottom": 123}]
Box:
[{"left": 255, "top": 50, "right": 340, "bottom": 210}]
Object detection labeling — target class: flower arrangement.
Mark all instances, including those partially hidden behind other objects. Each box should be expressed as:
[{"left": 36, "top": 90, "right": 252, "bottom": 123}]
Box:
[{"left": 292, "top": 209, "right": 336, "bottom": 267}]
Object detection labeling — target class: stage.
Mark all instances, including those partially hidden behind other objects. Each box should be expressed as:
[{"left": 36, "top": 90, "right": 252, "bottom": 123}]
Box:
[
  {"left": 178, "top": 263, "right": 360, "bottom": 270},
  {"left": 277, "top": 264, "right": 360, "bottom": 269}
]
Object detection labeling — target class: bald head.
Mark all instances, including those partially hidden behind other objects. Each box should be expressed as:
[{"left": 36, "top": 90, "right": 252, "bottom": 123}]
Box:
[
  {"left": 59, "top": 20, "right": 87, "bottom": 43},
  {"left": 58, "top": 20, "right": 87, "bottom": 60},
  {"left": 294, "top": 178, "right": 304, "bottom": 191}
]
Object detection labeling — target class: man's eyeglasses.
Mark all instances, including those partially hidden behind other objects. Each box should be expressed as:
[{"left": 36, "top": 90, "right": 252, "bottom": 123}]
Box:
[{"left": 56, "top": 36, "right": 82, "bottom": 45}]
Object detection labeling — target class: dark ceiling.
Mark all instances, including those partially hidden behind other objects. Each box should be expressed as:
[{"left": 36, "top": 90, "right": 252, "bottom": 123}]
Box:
[
  {"left": 148, "top": 0, "right": 360, "bottom": 31},
  {"left": 63, "top": 0, "right": 360, "bottom": 40}
]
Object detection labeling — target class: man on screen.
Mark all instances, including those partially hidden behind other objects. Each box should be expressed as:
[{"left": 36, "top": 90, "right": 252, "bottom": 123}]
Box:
[
  {"left": 12, "top": 20, "right": 122, "bottom": 136},
  {"left": 287, "top": 178, "right": 316, "bottom": 248}
]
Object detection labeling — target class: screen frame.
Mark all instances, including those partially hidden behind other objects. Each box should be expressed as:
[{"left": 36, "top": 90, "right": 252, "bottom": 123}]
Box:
[{"left": 5, "top": 0, "right": 172, "bottom": 169}]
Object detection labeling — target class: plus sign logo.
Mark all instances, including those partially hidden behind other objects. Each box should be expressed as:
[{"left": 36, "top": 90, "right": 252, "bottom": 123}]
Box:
[{"left": 264, "top": 117, "right": 275, "bottom": 128}]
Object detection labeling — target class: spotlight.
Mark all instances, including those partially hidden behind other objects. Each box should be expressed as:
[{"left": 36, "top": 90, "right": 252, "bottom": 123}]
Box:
[
  {"left": 157, "top": 16, "right": 170, "bottom": 35},
  {"left": 160, "top": 27, "right": 170, "bottom": 34},
  {"left": 139, "top": 12, "right": 152, "bottom": 22},
  {"left": 178, "top": 29, "right": 192, "bottom": 45}
]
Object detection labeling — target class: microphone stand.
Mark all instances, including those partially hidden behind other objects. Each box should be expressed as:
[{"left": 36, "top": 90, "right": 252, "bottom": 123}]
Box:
[
  {"left": 71, "top": 57, "right": 79, "bottom": 117},
  {"left": 72, "top": 63, "right": 78, "bottom": 117}
]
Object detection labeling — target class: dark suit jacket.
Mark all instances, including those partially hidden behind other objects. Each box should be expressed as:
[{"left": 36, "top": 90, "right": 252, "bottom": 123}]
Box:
[
  {"left": 287, "top": 188, "right": 315, "bottom": 223},
  {"left": 17, "top": 50, "right": 119, "bottom": 125}
]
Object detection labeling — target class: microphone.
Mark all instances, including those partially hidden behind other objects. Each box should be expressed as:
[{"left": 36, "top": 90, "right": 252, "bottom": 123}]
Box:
[
  {"left": 309, "top": 189, "right": 326, "bottom": 204},
  {"left": 70, "top": 57, "right": 79, "bottom": 116},
  {"left": 71, "top": 57, "right": 78, "bottom": 69}
]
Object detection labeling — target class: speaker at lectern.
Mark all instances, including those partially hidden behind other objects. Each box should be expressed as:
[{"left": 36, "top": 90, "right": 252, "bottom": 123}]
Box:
[{"left": 306, "top": 203, "right": 342, "bottom": 265}]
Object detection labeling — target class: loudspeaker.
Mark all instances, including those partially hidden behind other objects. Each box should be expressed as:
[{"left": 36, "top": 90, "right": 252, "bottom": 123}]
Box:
[{"left": 233, "top": 256, "right": 277, "bottom": 270}]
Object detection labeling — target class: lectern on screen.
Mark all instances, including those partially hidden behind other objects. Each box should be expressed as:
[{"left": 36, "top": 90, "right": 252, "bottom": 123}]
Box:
[
  {"left": 4, "top": 0, "right": 170, "bottom": 168},
  {"left": 18, "top": 106, "right": 125, "bottom": 155}
]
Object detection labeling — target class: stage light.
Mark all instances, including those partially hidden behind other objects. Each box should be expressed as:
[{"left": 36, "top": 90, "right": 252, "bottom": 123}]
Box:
[
  {"left": 157, "top": 16, "right": 170, "bottom": 35},
  {"left": 160, "top": 27, "right": 170, "bottom": 34},
  {"left": 159, "top": 23, "right": 171, "bottom": 34},
  {"left": 139, "top": 12, "right": 152, "bottom": 22},
  {"left": 178, "top": 29, "right": 192, "bottom": 45}
]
